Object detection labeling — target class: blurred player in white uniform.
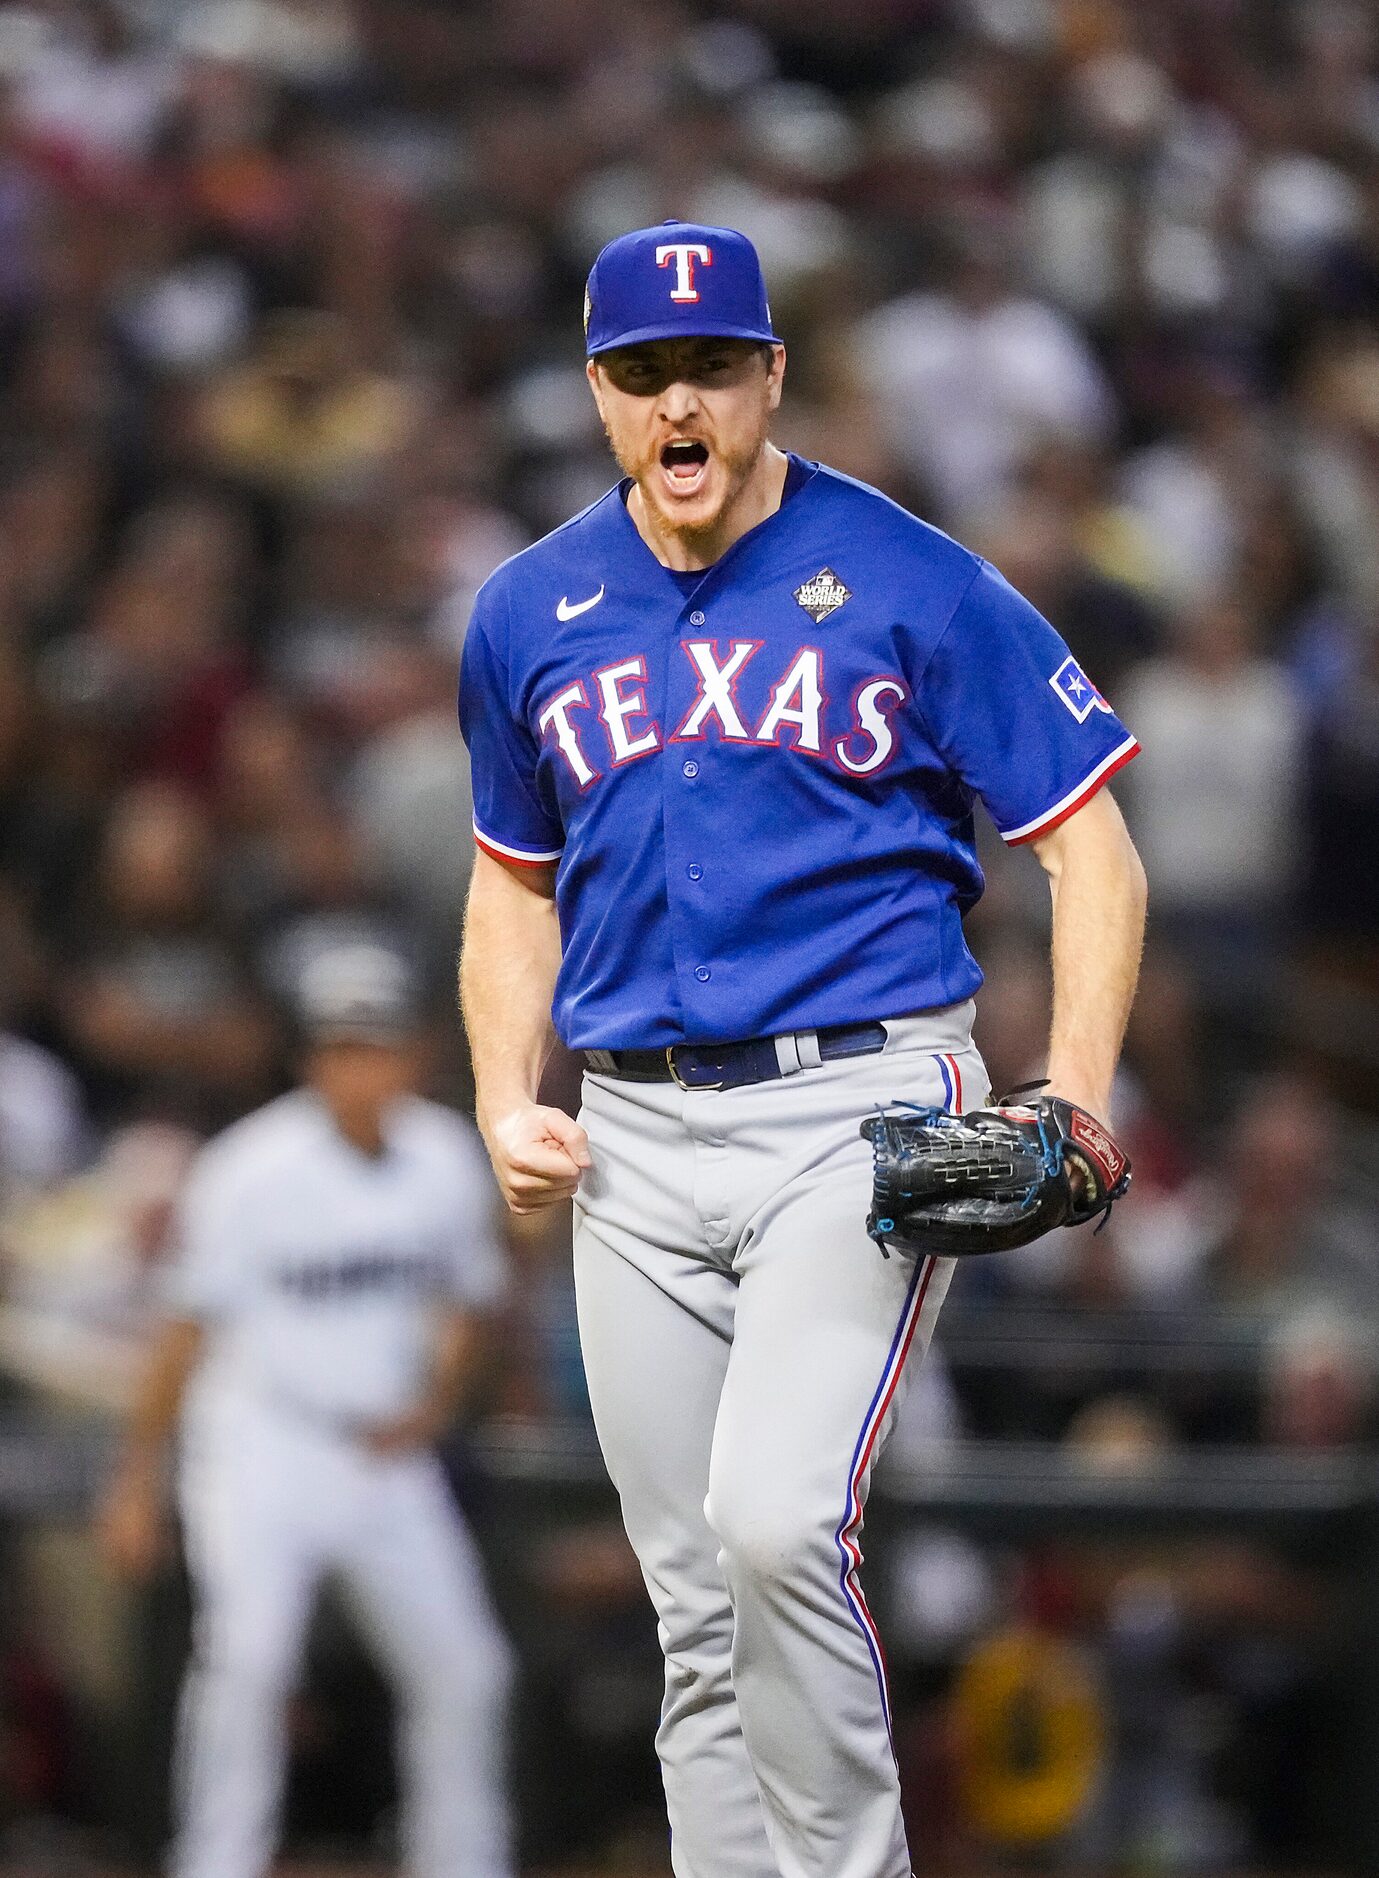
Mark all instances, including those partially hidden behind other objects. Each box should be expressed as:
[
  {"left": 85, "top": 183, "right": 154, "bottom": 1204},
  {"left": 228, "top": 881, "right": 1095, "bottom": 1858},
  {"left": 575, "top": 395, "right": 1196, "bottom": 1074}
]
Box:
[{"left": 101, "top": 944, "right": 514, "bottom": 1878}]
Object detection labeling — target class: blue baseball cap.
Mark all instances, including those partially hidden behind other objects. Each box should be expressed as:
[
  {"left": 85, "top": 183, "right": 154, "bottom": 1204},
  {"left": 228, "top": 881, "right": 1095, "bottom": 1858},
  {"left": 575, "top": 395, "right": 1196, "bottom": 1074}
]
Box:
[{"left": 584, "top": 219, "right": 779, "bottom": 357}]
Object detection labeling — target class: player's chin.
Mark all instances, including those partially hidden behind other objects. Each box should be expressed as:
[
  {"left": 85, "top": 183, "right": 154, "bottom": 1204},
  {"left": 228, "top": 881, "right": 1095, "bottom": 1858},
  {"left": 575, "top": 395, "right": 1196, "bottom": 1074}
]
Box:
[{"left": 647, "top": 456, "right": 726, "bottom": 528}]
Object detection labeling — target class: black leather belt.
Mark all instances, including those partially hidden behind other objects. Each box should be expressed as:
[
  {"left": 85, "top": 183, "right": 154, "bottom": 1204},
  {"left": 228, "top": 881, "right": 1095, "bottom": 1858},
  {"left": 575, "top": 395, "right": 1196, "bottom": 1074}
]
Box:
[{"left": 585, "top": 1021, "right": 889, "bottom": 1092}]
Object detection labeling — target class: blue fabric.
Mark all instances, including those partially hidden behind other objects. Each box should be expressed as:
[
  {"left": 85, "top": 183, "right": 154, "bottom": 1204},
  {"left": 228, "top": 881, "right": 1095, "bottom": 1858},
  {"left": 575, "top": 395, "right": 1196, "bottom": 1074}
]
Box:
[
  {"left": 584, "top": 219, "right": 778, "bottom": 356},
  {"left": 458, "top": 457, "right": 1138, "bottom": 1050}
]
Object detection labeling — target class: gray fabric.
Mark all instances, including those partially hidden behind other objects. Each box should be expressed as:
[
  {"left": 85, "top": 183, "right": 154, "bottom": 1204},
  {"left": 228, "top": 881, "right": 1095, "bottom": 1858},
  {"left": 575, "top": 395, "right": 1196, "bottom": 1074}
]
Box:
[{"left": 572, "top": 1003, "right": 986, "bottom": 1878}]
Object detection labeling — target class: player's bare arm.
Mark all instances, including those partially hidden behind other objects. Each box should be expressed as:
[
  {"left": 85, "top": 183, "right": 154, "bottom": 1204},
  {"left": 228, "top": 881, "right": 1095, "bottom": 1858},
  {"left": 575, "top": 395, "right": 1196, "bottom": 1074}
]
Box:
[
  {"left": 460, "top": 846, "right": 590, "bottom": 1213},
  {"left": 99, "top": 1315, "right": 205, "bottom": 1577},
  {"left": 1032, "top": 785, "right": 1148, "bottom": 1120}
]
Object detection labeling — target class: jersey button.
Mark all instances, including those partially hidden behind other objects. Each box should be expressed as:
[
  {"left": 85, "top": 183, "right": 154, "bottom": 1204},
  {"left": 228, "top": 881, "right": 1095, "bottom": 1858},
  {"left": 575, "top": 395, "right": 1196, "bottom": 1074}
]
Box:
[
  {"left": 694, "top": 965, "right": 711, "bottom": 982},
  {"left": 682, "top": 758, "right": 699, "bottom": 778},
  {"left": 689, "top": 609, "right": 705, "bottom": 626},
  {"left": 687, "top": 863, "right": 703, "bottom": 881}
]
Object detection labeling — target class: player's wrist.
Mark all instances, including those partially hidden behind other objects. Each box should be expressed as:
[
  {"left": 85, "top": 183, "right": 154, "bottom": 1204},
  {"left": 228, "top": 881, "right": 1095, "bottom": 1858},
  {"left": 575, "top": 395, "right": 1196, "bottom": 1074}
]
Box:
[
  {"left": 1041, "top": 1071, "right": 1112, "bottom": 1121},
  {"left": 476, "top": 1091, "right": 542, "bottom": 1139}
]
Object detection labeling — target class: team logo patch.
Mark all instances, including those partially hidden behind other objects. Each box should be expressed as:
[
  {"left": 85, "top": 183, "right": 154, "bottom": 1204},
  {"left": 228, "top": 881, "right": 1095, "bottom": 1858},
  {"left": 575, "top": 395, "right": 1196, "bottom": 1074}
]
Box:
[
  {"left": 794, "top": 568, "right": 851, "bottom": 623},
  {"left": 1049, "top": 655, "right": 1112, "bottom": 723}
]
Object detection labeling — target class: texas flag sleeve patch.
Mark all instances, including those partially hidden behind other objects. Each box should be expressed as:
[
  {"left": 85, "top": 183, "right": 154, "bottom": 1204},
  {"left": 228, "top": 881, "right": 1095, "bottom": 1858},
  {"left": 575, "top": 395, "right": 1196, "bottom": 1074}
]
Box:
[{"left": 1049, "top": 655, "right": 1114, "bottom": 724}]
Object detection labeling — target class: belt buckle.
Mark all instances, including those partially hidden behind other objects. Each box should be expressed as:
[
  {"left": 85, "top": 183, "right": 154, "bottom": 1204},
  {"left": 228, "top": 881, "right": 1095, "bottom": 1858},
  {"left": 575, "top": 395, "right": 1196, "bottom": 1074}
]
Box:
[{"left": 666, "top": 1046, "right": 722, "bottom": 1092}]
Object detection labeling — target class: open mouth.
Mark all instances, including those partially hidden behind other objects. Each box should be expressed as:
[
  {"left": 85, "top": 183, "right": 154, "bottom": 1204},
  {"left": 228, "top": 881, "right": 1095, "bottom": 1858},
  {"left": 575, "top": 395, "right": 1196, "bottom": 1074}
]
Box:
[{"left": 659, "top": 439, "right": 710, "bottom": 493}]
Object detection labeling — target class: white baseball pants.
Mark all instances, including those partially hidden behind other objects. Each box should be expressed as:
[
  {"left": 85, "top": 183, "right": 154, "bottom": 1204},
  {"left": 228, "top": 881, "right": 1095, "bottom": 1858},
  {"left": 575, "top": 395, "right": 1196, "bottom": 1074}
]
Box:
[
  {"left": 171, "top": 1402, "right": 513, "bottom": 1878},
  {"left": 572, "top": 1003, "right": 986, "bottom": 1878}
]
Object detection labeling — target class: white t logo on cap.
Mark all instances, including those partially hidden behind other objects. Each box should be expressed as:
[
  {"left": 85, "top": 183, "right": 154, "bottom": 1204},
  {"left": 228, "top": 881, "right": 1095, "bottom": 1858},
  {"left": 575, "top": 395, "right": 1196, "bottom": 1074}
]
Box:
[{"left": 656, "top": 242, "right": 713, "bottom": 302}]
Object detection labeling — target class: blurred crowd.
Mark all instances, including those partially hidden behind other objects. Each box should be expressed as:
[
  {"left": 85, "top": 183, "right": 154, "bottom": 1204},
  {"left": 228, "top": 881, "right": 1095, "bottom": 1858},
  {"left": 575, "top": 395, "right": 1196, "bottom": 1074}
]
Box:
[{"left": 1, "top": 0, "right": 1379, "bottom": 1870}]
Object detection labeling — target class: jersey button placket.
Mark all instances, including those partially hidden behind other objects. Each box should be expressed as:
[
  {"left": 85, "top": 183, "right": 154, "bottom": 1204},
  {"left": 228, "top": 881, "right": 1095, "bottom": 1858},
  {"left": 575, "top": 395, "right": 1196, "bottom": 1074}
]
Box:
[
  {"left": 673, "top": 755, "right": 711, "bottom": 996},
  {"left": 676, "top": 585, "right": 728, "bottom": 1246},
  {"left": 663, "top": 591, "right": 727, "bottom": 1027}
]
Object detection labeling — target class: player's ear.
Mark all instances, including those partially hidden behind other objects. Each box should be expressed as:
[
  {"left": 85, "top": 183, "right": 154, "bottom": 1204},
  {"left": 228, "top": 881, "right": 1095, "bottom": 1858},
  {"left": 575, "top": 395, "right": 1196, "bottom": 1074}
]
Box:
[
  {"left": 766, "top": 349, "right": 789, "bottom": 418},
  {"left": 765, "top": 343, "right": 785, "bottom": 412},
  {"left": 586, "top": 357, "right": 607, "bottom": 418}
]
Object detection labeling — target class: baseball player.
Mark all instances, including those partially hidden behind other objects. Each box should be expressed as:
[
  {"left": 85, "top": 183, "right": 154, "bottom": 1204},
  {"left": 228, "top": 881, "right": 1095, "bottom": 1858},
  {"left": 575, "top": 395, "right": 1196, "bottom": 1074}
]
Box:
[
  {"left": 458, "top": 221, "right": 1148, "bottom": 1878},
  {"left": 100, "top": 944, "right": 514, "bottom": 1878}
]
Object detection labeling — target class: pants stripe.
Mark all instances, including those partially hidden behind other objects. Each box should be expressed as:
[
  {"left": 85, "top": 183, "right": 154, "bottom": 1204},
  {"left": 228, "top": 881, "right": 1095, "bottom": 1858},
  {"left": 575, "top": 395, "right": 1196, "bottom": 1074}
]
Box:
[
  {"left": 932, "top": 1052, "right": 963, "bottom": 1113},
  {"left": 833, "top": 1252, "right": 936, "bottom": 1735},
  {"left": 942, "top": 1051, "right": 963, "bottom": 1111}
]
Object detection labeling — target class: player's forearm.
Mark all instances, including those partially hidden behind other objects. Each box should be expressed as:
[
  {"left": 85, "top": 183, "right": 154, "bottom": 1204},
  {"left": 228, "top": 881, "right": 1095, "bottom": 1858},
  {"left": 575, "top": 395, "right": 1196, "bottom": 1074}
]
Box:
[
  {"left": 460, "top": 849, "right": 563, "bottom": 1125},
  {"left": 117, "top": 1318, "right": 205, "bottom": 1475},
  {"left": 421, "top": 1310, "right": 488, "bottom": 1429},
  {"left": 1034, "top": 789, "right": 1147, "bottom": 1119}
]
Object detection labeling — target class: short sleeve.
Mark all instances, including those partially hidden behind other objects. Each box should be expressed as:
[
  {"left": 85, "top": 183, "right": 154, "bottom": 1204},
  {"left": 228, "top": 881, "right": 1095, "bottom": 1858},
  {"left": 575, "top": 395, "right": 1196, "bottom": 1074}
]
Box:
[
  {"left": 160, "top": 1150, "right": 249, "bottom": 1320},
  {"left": 919, "top": 561, "right": 1139, "bottom": 844},
  {"left": 458, "top": 582, "right": 565, "bottom": 868},
  {"left": 437, "top": 1124, "right": 509, "bottom": 1312}
]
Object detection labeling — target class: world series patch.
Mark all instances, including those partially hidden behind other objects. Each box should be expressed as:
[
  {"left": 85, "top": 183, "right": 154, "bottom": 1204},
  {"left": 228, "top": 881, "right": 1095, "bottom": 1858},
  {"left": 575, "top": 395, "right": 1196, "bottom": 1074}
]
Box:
[{"left": 794, "top": 568, "right": 851, "bottom": 623}]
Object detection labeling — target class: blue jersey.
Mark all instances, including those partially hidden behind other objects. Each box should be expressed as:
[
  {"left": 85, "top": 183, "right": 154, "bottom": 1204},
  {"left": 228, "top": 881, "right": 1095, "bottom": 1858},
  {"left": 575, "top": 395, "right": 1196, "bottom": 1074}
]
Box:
[{"left": 458, "top": 458, "right": 1138, "bottom": 1050}]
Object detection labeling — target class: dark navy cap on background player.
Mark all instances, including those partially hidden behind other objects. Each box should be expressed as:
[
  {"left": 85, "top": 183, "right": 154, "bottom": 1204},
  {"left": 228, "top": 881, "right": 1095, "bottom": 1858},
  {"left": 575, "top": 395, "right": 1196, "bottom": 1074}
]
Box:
[
  {"left": 295, "top": 943, "right": 419, "bottom": 1044},
  {"left": 584, "top": 220, "right": 779, "bottom": 356}
]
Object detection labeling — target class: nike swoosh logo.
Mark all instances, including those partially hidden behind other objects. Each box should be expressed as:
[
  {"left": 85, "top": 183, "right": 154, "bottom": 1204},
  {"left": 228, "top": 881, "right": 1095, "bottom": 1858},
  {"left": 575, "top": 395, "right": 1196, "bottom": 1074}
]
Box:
[{"left": 556, "top": 586, "right": 605, "bottom": 620}]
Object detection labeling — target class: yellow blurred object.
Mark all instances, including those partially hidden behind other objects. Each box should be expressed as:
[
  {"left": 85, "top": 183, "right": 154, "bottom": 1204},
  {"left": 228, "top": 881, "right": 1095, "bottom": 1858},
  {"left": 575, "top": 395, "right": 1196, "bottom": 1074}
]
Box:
[
  {"left": 198, "top": 312, "right": 416, "bottom": 496},
  {"left": 1078, "top": 503, "right": 1164, "bottom": 598},
  {"left": 952, "top": 1624, "right": 1105, "bottom": 1845}
]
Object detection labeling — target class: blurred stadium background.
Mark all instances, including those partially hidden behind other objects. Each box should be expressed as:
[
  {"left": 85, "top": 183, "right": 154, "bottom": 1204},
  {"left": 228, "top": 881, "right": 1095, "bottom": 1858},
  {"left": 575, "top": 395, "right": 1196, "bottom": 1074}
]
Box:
[{"left": 1, "top": 0, "right": 1378, "bottom": 1872}]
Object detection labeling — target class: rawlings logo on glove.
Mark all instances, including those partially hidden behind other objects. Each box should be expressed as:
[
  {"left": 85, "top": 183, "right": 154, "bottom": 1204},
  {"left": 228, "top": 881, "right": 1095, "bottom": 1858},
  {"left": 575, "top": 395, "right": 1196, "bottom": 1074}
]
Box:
[
  {"left": 1066, "top": 1108, "right": 1127, "bottom": 1191},
  {"left": 858, "top": 1085, "right": 1131, "bottom": 1259}
]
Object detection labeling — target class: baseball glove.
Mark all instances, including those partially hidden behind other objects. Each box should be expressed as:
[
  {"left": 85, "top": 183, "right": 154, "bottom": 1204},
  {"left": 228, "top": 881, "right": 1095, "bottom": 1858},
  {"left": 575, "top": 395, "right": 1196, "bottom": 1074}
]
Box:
[{"left": 858, "top": 1085, "right": 1130, "bottom": 1259}]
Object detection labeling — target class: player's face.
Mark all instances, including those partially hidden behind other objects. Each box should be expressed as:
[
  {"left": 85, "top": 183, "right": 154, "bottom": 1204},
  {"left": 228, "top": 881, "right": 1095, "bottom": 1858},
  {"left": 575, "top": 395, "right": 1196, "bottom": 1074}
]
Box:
[
  {"left": 306, "top": 1037, "right": 420, "bottom": 1128},
  {"left": 588, "top": 338, "right": 785, "bottom": 542}
]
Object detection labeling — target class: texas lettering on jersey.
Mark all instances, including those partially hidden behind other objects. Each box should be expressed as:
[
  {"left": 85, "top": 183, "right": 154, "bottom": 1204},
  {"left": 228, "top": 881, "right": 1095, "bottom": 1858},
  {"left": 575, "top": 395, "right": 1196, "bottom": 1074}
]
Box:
[{"left": 539, "top": 641, "right": 908, "bottom": 785}]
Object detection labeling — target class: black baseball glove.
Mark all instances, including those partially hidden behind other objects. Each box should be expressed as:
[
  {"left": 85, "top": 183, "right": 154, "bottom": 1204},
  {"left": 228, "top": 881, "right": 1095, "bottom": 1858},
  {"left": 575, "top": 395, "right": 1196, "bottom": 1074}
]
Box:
[{"left": 858, "top": 1086, "right": 1130, "bottom": 1259}]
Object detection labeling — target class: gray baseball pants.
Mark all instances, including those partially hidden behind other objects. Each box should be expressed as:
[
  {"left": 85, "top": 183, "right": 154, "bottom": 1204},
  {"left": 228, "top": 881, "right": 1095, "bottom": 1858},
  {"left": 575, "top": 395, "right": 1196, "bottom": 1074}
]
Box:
[{"left": 572, "top": 1002, "right": 987, "bottom": 1878}]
